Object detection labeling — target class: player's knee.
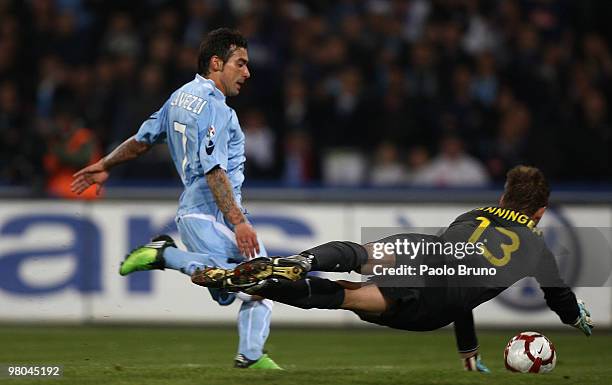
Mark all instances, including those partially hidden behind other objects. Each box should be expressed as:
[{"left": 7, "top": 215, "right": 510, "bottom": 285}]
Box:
[
  {"left": 341, "top": 289, "right": 360, "bottom": 309},
  {"left": 341, "top": 285, "right": 388, "bottom": 313}
]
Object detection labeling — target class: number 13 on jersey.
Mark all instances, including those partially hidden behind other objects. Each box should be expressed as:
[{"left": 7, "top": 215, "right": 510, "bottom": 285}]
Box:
[{"left": 468, "top": 216, "right": 521, "bottom": 267}]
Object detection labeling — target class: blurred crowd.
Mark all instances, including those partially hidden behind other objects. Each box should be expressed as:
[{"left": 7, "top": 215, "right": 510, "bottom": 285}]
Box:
[{"left": 1, "top": 0, "right": 611, "bottom": 196}]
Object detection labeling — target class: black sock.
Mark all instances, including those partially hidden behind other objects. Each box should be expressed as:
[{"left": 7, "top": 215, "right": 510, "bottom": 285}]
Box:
[
  {"left": 255, "top": 278, "right": 345, "bottom": 310},
  {"left": 302, "top": 241, "right": 368, "bottom": 273}
]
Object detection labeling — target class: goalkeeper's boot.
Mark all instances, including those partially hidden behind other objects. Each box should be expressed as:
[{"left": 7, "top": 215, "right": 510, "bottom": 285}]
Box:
[
  {"left": 234, "top": 353, "right": 282, "bottom": 370},
  {"left": 191, "top": 255, "right": 312, "bottom": 290},
  {"left": 234, "top": 254, "right": 312, "bottom": 282},
  {"left": 119, "top": 235, "right": 175, "bottom": 276},
  {"left": 191, "top": 266, "right": 257, "bottom": 290}
]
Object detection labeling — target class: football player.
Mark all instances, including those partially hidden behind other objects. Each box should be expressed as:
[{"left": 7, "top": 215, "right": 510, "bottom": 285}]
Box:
[
  {"left": 72, "top": 28, "right": 280, "bottom": 369},
  {"left": 192, "top": 165, "right": 593, "bottom": 371}
]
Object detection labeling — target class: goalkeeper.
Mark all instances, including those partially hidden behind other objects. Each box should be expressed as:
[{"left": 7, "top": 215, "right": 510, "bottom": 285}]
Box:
[{"left": 192, "top": 166, "right": 594, "bottom": 372}]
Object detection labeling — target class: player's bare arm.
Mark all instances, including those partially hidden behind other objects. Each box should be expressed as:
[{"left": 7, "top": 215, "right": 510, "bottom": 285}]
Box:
[
  {"left": 71, "top": 136, "right": 151, "bottom": 195},
  {"left": 206, "top": 166, "right": 260, "bottom": 258},
  {"left": 101, "top": 136, "right": 151, "bottom": 169}
]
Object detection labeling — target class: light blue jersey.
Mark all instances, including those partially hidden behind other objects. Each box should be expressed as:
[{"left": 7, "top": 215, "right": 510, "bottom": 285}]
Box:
[{"left": 135, "top": 74, "right": 246, "bottom": 216}]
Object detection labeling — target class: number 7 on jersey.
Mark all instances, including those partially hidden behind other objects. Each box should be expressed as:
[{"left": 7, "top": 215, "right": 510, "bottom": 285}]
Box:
[{"left": 173, "top": 122, "right": 188, "bottom": 181}]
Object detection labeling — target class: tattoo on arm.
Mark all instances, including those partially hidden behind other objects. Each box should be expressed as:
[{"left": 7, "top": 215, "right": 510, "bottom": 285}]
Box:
[
  {"left": 102, "top": 136, "right": 151, "bottom": 170},
  {"left": 206, "top": 167, "right": 246, "bottom": 226}
]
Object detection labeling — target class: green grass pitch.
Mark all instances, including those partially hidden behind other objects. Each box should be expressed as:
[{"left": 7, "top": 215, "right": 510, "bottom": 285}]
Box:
[{"left": 0, "top": 326, "right": 610, "bottom": 385}]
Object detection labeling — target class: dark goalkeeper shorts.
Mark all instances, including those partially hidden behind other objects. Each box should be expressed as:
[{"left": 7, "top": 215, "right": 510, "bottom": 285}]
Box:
[{"left": 354, "top": 286, "right": 457, "bottom": 332}]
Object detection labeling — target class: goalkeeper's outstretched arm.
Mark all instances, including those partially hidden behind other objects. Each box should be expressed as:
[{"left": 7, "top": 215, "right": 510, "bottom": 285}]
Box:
[
  {"left": 536, "top": 248, "right": 593, "bottom": 335},
  {"left": 454, "top": 311, "right": 490, "bottom": 373}
]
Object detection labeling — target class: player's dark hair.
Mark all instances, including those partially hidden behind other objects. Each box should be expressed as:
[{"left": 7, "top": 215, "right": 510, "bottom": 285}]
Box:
[
  {"left": 502, "top": 165, "right": 550, "bottom": 217},
  {"left": 198, "top": 28, "right": 248, "bottom": 76}
]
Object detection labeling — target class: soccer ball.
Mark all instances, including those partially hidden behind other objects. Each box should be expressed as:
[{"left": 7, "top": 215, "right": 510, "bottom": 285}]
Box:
[{"left": 504, "top": 331, "right": 557, "bottom": 373}]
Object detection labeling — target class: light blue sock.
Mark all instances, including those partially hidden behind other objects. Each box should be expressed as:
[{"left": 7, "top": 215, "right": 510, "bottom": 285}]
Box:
[
  {"left": 163, "top": 247, "right": 229, "bottom": 275},
  {"left": 237, "top": 299, "right": 273, "bottom": 360}
]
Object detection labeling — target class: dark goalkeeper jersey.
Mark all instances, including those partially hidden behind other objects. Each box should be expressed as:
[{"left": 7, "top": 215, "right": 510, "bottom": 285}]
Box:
[
  {"left": 372, "top": 206, "right": 579, "bottom": 331},
  {"left": 364, "top": 206, "right": 579, "bottom": 352},
  {"left": 437, "top": 206, "right": 580, "bottom": 324}
]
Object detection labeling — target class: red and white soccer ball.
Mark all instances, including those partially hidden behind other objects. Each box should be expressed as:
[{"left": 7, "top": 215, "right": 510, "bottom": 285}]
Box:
[{"left": 504, "top": 331, "right": 557, "bottom": 373}]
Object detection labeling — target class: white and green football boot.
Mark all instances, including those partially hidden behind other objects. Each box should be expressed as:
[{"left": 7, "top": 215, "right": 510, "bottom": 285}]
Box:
[
  {"left": 234, "top": 353, "right": 283, "bottom": 370},
  {"left": 119, "top": 235, "right": 176, "bottom": 276}
]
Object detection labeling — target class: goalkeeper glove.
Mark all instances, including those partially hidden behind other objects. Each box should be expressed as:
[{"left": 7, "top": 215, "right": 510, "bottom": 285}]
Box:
[
  {"left": 463, "top": 354, "right": 490, "bottom": 373},
  {"left": 573, "top": 299, "right": 594, "bottom": 336}
]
